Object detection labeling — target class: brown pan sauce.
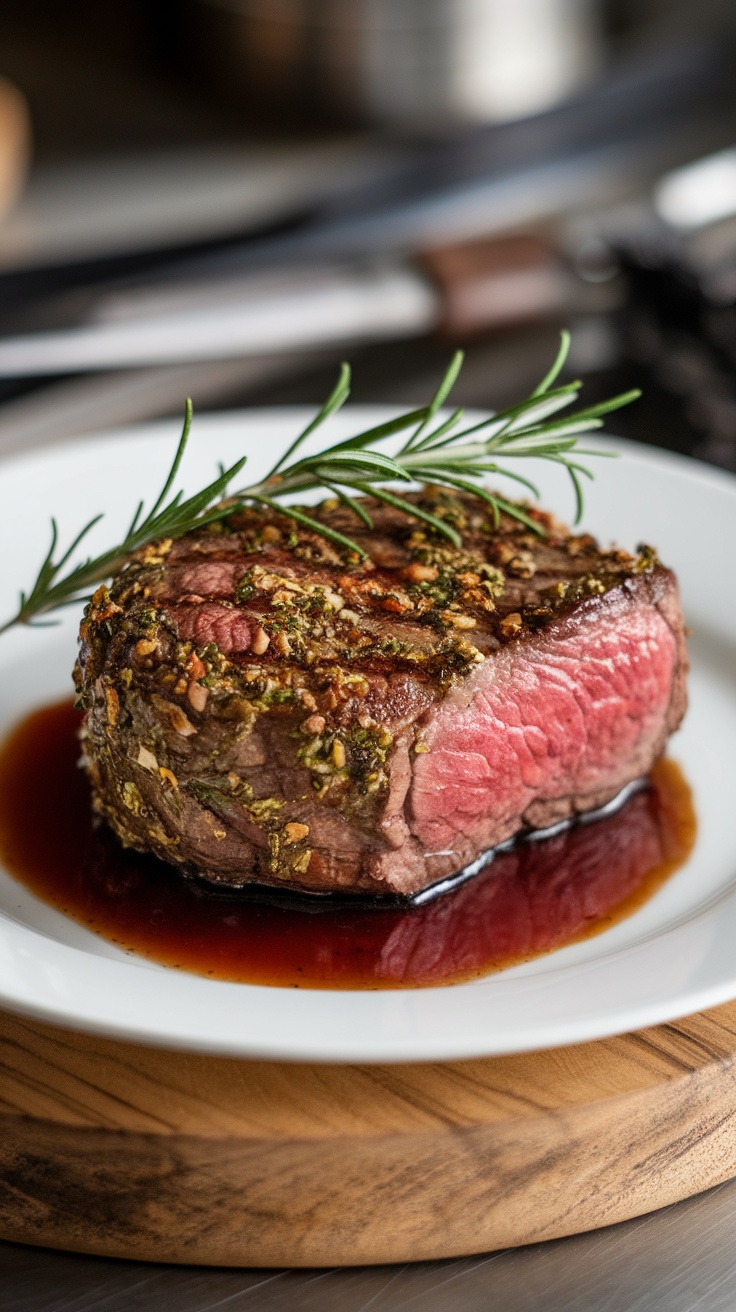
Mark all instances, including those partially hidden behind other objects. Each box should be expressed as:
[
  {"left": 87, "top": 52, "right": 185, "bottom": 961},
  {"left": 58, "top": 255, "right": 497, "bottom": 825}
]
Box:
[{"left": 0, "top": 700, "right": 696, "bottom": 989}]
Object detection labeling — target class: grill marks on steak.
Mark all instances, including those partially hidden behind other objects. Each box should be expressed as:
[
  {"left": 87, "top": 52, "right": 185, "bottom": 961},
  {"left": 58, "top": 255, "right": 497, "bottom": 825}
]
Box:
[
  {"left": 75, "top": 488, "right": 687, "bottom": 897},
  {"left": 171, "top": 601, "right": 253, "bottom": 654}
]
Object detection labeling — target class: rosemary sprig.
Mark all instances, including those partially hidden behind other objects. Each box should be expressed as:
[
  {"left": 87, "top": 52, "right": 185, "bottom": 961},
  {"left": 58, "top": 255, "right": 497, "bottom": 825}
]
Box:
[
  {"left": 230, "top": 329, "right": 638, "bottom": 553},
  {"left": 0, "top": 402, "right": 247, "bottom": 636},
  {"left": 0, "top": 331, "right": 639, "bottom": 636}
]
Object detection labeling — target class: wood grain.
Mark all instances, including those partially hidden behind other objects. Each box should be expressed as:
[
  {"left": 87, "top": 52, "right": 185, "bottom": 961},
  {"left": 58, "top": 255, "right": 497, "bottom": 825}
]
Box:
[{"left": 2, "top": 1003, "right": 736, "bottom": 1266}]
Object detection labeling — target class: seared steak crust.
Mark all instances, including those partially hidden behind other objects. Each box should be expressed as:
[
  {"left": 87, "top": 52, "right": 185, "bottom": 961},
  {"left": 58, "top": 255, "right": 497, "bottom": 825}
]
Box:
[{"left": 75, "top": 488, "right": 687, "bottom": 897}]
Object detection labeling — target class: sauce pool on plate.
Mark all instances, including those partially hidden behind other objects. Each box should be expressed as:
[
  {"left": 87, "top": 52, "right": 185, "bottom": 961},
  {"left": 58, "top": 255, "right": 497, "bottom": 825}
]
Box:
[{"left": 0, "top": 700, "right": 696, "bottom": 989}]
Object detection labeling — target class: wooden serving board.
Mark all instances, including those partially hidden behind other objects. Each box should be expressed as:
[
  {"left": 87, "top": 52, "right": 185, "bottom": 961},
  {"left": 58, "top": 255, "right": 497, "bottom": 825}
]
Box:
[{"left": 2, "top": 1002, "right": 736, "bottom": 1267}]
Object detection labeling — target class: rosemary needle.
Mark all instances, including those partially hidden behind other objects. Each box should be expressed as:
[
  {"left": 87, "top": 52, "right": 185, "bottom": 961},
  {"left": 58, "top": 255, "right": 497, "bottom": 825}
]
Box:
[{"left": 0, "top": 331, "right": 639, "bottom": 637}]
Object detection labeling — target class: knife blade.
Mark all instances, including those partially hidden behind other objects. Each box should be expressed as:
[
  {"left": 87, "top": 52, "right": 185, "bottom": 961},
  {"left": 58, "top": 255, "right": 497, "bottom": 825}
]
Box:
[{"left": 0, "top": 241, "right": 575, "bottom": 377}]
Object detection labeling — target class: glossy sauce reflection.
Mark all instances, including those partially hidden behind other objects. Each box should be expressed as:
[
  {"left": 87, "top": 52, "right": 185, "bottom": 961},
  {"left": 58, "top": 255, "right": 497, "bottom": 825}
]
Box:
[{"left": 0, "top": 700, "right": 696, "bottom": 989}]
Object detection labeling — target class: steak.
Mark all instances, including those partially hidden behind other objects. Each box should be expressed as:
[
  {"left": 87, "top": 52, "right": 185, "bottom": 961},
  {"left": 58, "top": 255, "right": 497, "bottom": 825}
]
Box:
[{"left": 75, "top": 487, "right": 688, "bottom": 898}]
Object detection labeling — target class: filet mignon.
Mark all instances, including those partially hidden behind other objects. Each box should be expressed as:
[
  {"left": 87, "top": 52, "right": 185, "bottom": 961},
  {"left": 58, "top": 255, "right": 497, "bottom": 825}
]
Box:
[{"left": 75, "top": 487, "right": 687, "bottom": 898}]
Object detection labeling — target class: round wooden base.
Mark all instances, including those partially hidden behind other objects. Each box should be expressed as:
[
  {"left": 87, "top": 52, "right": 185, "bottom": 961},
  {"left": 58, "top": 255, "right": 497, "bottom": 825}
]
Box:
[{"left": 1, "top": 1003, "right": 736, "bottom": 1267}]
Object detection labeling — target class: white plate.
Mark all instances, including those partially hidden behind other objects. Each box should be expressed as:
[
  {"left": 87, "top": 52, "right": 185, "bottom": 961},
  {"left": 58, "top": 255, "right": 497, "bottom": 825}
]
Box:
[{"left": 0, "top": 407, "right": 734, "bottom": 1063}]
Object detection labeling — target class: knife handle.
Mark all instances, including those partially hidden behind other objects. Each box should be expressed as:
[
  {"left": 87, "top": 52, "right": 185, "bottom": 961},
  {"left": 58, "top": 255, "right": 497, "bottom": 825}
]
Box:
[
  {"left": 0, "top": 78, "right": 30, "bottom": 222},
  {"left": 421, "top": 235, "right": 575, "bottom": 338}
]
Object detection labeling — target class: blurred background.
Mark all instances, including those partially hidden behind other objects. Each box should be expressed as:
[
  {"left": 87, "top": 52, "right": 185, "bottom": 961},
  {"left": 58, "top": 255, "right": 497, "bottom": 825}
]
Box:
[{"left": 1, "top": 0, "right": 736, "bottom": 467}]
